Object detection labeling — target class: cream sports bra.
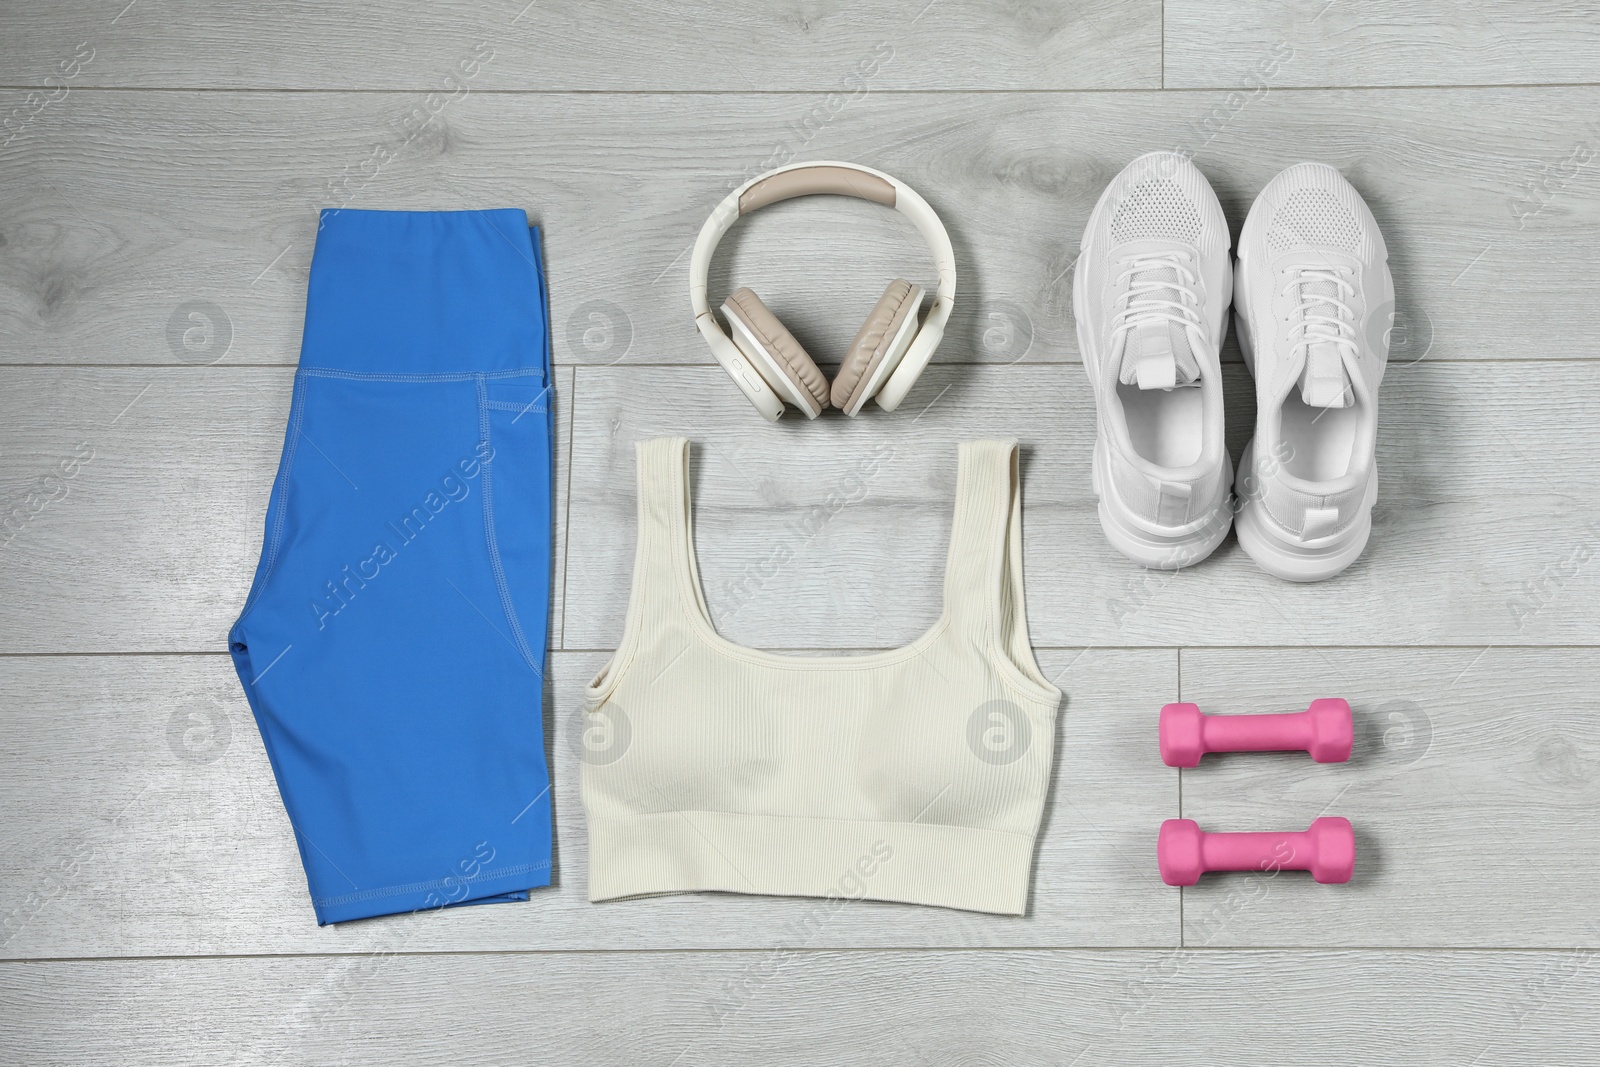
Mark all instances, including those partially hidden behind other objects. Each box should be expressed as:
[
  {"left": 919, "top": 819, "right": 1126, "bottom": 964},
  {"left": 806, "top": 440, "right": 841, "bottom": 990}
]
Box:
[{"left": 581, "top": 437, "right": 1061, "bottom": 914}]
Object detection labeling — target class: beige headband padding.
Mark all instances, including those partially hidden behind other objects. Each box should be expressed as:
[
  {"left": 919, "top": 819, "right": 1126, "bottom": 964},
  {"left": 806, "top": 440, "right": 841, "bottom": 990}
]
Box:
[
  {"left": 831, "top": 279, "right": 919, "bottom": 411},
  {"left": 738, "top": 165, "right": 896, "bottom": 215},
  {"left": 723, "top": 288, "right": 831, "bottom": 410}
]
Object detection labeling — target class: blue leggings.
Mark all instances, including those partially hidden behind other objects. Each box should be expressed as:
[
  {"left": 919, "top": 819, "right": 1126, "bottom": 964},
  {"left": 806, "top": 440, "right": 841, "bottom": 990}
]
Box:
[{"left": 230, "top": 209, "right": 554, "bottom": 924}]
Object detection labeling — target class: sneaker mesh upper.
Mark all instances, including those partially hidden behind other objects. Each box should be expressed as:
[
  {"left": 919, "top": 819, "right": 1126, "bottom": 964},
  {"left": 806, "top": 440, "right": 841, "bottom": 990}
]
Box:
[
  {"left": 1266, "top": 187, "right": 1364, "bottom": 255},
  {"left": 1110, "top": 178, "right": 1202, "bottom": 245}
]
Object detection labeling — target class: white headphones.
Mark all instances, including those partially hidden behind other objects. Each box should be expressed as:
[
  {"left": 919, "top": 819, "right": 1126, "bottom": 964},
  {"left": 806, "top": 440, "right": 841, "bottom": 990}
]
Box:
[{"left": 690, "top": 161, "right": 956, "bottom": 422}]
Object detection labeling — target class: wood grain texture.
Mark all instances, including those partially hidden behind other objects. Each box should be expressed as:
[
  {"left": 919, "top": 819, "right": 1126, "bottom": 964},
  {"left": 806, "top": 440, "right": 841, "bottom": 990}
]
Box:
[
  {"left": 2, "top": 949, "right": 1596, "bottom": 1065},
  {"left": 3, "top": 5, "right": 1599, "bottom": 1061},
  {"left": 0, "top": 0, "right": 1161, "bottom": 91},
  {"left": 7, "top": 358, "right": 1599, "bottom": 654},
  {"left": 1177, "top": 648, "right": 1600, "bottom": 948},
  {"left": 0, "top": 648, "right": 1176, "bottom": 959},
  {"left": 0, "top": 365, "right": 574, "bottom": 654},
  {"left": 3, "top": 88, "right": 1598, "bottom": 370},
  {"left": 565, "top": 361, "right": 1600, "bottom": 652},
  {"left": 1166, "top": 1, "right": 1600, "bottom": 88}
]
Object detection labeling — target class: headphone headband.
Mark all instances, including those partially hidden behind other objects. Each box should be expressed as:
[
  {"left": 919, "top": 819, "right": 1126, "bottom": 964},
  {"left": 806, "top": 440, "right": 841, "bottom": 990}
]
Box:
[
  {"left": 739, "top": 164, "right": 896, "bottom": 214},
  {"left": 689, "top": 160, "right": 956, "bottom": 320}
]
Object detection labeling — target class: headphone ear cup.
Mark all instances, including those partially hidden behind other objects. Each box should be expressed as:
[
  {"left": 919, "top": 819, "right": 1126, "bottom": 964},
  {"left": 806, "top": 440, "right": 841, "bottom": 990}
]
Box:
[
  {"left": 721, "top": 288, "right": 831, "bottom": 418},
  {"left": 831, "top": 279, "right": 923, "bottom": 416}
]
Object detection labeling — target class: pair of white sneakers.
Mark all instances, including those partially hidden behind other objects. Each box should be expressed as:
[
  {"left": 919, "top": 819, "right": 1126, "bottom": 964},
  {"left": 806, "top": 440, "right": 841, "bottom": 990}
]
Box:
[{"left": 1074, "top": 152, "right": 1394, "bottom": 581}]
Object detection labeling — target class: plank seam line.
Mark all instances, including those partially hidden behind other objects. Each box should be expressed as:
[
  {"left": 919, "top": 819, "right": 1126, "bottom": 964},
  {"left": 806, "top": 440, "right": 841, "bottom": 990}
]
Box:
[
  {"left": 4, "top": 83, "right": 1600, "bottom": 94},
  {"left": 1, "top": 945, "right": 1590, "bottom": 965}
]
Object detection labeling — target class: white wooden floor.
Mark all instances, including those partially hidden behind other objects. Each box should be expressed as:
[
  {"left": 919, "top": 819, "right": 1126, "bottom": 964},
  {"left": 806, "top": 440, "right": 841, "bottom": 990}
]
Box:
[{"left": 4, "top": 2, "right": 1600, "bottom": 1063}]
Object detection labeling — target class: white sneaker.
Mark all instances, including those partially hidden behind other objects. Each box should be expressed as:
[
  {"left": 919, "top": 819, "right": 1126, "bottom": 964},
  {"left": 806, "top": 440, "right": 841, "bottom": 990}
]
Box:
[
  {"left": 1233, "top": 163, "right": 1394, "bottom": 582},
  {"left": 1075, "top": 152, "right": 1233, "bottom": 569}
]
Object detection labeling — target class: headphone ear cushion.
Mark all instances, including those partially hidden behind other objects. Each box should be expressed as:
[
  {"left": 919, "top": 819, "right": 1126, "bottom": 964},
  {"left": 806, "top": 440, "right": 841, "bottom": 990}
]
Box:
[
  {"left": 723, "top": 288, "right": 831, "bottom": 412},
  {"left": 831, "top": 279, "right": 920, "bottom": 412}
]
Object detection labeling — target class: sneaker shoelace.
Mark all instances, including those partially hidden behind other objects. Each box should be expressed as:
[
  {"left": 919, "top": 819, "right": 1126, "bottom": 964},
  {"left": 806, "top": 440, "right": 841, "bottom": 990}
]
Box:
[
  {"left": 1282, "top": 265, "right": 1357, "bottom": 408},
  {"left": 1110, "top": 251, "right": 1203, "bottom": 390}
]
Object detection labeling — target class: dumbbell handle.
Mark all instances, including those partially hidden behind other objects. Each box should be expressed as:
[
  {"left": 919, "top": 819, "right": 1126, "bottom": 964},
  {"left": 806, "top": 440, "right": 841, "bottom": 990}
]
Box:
[
  {"left": 1202, "top": 711, "right": 1319, "bottom": 753},
  {"left": 1198, "top": 829, "right": 1317, "bottom": 873}
]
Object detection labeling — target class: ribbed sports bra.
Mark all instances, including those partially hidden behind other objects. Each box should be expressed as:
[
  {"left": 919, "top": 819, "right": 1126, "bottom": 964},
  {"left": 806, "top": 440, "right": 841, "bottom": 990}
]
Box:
[{"left": 581, "top": 437, "right": 1062, "bottom": 914}]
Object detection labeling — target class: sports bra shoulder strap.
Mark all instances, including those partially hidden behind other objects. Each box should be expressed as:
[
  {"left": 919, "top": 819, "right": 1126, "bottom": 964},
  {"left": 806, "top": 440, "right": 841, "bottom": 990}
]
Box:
[
  {"left": 630, "top": 436, "right": 712, "bottom": 624},
  {"left": 943, "top": 440, "right": 1036, "bottom": 660}
]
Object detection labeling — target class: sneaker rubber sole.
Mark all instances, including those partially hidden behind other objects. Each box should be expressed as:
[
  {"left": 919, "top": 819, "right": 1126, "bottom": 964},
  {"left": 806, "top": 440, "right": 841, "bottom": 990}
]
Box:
[{"left": 1090, "top": 438, "right": 1235, "bottom": 571}]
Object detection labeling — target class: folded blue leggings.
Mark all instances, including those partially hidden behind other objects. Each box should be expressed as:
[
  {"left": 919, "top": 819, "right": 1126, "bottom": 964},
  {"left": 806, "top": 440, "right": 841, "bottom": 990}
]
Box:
[{"left": 230, "top": 209, "right": 554, "bottom": 924}]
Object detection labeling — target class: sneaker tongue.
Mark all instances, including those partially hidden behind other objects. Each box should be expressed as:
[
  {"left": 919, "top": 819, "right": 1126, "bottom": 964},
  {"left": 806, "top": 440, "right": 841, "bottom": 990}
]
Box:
[
  {"left": 1117, "top": 266, "right": 1200, "bottom": 390},
  {"left": 1299, "top": 342, "right": 1352, "bottom": 407},
  {"left": 1295, "top": 276, "right": 1354, "bottom": 408}
]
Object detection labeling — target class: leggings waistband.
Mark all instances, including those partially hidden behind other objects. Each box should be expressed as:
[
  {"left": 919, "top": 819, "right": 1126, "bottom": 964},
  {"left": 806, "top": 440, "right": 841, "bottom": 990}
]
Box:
[{"left": 300, "top": 208, "right": 549, "bottom": 378}]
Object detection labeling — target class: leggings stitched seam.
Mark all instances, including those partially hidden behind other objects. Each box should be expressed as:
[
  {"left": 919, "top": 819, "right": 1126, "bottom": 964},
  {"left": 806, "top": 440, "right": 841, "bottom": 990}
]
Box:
[
  {"left": 477, "top": 375, "right": 541, "bottom": 675},
  {"left": 483, "top": 400, "right": 549, "bottom": 413},
  {"left": 300, "top": 367, "right": 545, "bottom": 383},
  {"left": 311, "top": 860, "right": 553, "bottom": 908}
]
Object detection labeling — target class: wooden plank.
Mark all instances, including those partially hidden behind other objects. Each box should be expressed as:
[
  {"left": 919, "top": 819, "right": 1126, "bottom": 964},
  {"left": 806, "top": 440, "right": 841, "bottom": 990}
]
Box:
[
  {"left": 1166, "top": 1, "right": 1600, "bottom": 89},
  {"left": 2, "top": 948, "right": 1596, "bottom": 1065},
  {"left": 566, "top": 361, "right": 1600, "bottom": 651},
  {"left": 1178, "top": 647, "right": 1600, "bottom": 948},
  {"left": 0, "top": 648, "right": 1176, "bottom": 959},
  {"left": 0, "top": 365, "right": 573, "bottom": 654},
  {"left": 0, "top": 1, "right": 1161, "bottom": 91},
  {"left": 2, "top": 88, "right": 1598, "bottom": 370},
  {"left": 6, "top": 359, "right": 1600, "bottom": 654}
]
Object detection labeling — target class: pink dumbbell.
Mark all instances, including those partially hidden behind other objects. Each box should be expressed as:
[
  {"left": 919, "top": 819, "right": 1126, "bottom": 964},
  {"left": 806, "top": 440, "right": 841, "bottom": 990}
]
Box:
[
  {"left": 1159, "top": 698, "right": 1352, "bottom": 767},
  {"left": 1158, "top": 816, "right": 1355, "bottom": 885}
]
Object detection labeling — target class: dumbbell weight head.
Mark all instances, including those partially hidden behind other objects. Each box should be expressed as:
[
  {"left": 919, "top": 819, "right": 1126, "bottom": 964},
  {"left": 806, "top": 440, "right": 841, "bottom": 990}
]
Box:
[
  {"left": 1158, "top": 703, "right": 1206, "bottom": 767},
  {"left": 1305, "top": 698, "right": 1355, "bottom": 763},
  {"left": 1157, "top": 818, "right": 1206, "bottom": 886},
  {"left": 1305, "top": 816, "right": 1357, "bottom": 883}
]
